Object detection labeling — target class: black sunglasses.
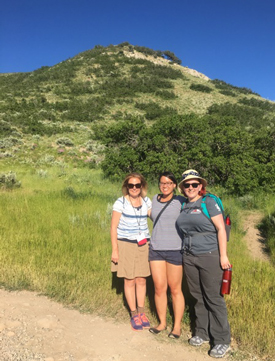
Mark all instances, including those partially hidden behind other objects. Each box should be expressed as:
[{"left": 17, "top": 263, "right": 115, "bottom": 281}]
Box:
[
  {"left": 128, "top": 183, "right": 142, "bottom": 189},
  {"left": 183, "top": 183, "right": 200, "bottom": 189}
]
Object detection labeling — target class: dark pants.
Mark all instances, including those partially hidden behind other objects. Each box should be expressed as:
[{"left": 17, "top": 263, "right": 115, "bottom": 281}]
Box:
[{"left": 183, "top": 250, "right": 231, "bottom": 345}]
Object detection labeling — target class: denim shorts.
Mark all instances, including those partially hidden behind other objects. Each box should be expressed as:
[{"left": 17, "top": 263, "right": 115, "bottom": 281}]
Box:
[{"left": 149, "top": 247, "right": 182, "bottom": 266}]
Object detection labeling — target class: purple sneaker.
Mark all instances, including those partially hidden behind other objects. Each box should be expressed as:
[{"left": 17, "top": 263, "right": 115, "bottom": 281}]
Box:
[
  {"left": 139, "top": 313, "right": 150, "bottom": 328},
  {"left": 130, "top": 315, "right": 143, "bottom": 331}
]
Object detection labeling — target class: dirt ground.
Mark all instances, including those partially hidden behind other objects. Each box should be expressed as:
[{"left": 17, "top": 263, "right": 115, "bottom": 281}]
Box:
[
  {"left": 242, "top": 211, "right": 269, "bottom": 262},
  {"left": 0, "top": 211, "right": 268, "bottom": 361},
  {"left": 0, "top": 289, "right": 212, "bottom": 361}
]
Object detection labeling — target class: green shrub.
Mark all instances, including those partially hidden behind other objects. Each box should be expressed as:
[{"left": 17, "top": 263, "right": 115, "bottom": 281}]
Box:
[
  {"left": 135, "top": 102, "right": 177, "bottom": 120},
  {"left": 211, "top": 79, "right": 260, "bottom": 96},
  {"left": 0, "top": 171, "right": 21, "bottom": 189},
  {"left": 56, "top": 137, "right": 74, "bottom": 147},
  {"left": 155, "top": 90, "right": 177, "bottom": 99},
  {"left": 190, "top": 83, "right": 213, "bottom": 93},
  {"left": 238, "top": 97, "right": 275, "bottom": 111},
  {"left": 258, "top": 211, "right": 275, "bottom": 264},
  {"left": 219, "top": 90, "right": 236, "bottom": 97}
]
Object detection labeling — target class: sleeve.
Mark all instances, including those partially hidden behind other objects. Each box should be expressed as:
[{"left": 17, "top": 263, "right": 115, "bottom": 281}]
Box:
[
  {"left": 144, "top": 196, "right": 152, "bottom": 210},
  {"left": 207, "top": 197, "right": 223, "bottom": 218},
  {"left": 112, "top": 197, "right": 124, "bottom": 213}
]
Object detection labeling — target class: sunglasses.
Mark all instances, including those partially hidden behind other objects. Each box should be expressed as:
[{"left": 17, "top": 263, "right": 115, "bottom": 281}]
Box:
[
  {"left": 183, "top": 183, "right": 200, "bottom": 189},
  {"left": 128, "top": 183, "right": 142, "bottom": 189}
]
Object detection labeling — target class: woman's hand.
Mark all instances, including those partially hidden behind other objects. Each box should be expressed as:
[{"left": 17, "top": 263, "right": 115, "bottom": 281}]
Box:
[
  {"left": 111, "top": 249, "right": 119, "bottom": 264},
  {"left": 220, "top": 255, "right": 231, "bottom": 270}
]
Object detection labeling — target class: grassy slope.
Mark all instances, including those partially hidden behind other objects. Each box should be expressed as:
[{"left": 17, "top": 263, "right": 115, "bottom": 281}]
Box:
[
  {"left": 1, "top": 166, "right": 275, "bottom": 360},
  {"left": 1, "top": 44, "right": 275, "bottom": 360}
]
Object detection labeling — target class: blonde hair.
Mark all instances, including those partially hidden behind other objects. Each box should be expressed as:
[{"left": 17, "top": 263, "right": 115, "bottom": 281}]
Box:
[{"left": 121, "top": 172, "right": 148, "bottom": 198}]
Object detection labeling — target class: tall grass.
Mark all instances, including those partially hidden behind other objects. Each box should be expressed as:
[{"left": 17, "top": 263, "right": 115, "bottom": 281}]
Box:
[
  {"left": 222, "top": 192, "right": 275, "bottom": 359},
  {"left": 0, "top": 168, "right": 121, "bottom": 313},
  {"left": 0, "top": 167, "right": 274, "bottom": 360}
]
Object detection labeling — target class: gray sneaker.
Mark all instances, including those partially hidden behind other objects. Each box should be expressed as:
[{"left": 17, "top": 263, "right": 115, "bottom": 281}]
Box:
[
  {"left": 189, "top": 335, "right": 209, "bottom": 346},
  {"left": 210, "top": 344, "right": 230, "bottom": 358}
]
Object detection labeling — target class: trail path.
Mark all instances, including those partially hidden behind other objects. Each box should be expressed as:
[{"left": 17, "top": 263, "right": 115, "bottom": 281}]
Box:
[
  {"left": 0, "top": 212, "right": 267, "bottom": 361},
  {"left": 0, "top": 289, "right": 210, "bottom": 361},
  {"left": 242, "top": 211, "right": 269, "bottom": 262}
]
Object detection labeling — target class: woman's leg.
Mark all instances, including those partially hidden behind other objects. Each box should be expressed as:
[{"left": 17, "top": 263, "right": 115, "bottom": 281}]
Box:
[
  {"left": 150, "top": 260, "right": 168, "bottom": 330},
  {"left": 199, "top": 251, "right": 231, "bottom": 345},
  {"left": 135, "top": 277, "right": 147, "bottom": 309},
  {"left": 183, "top": 254, "right": 210, "bottom": 341},
  {"left": 124, "top": 278, "right": 137, "bottom": 312},
  {"left": 167, "top": 263, "right": 185, "bottom": 335}
]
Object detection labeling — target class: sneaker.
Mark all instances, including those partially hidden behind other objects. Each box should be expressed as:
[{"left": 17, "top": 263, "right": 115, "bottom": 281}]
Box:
[
  {"left": 139, "top": 313, "right": 150, "bottom": 328},
  {"left": 210, "top": 344, "right": 230, "bottom": 358},
  {"left": 130, "top": 315, "right": 143, "bottom": 331},
  {"left": 189, "top": 335, "right": 209, "bottom": 346}
]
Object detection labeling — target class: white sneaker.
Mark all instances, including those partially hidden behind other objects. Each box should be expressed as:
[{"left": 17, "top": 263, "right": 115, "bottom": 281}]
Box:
[
  {"left": 210, "top": 344, "right": 231, "bottom": 358},
  {"left": 189, "top": 335, "right": 209, "bottom": 346}
]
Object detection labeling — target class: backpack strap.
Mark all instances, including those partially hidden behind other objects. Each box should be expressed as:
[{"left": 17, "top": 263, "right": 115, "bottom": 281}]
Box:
[{"left": 201, "top": 196, "right": 210, "bottom": 218}]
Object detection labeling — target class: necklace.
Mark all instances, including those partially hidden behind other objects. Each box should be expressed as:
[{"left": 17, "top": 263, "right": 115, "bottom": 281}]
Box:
[{"left": 129, "top": 196, "right": 142, "bottom": 229}]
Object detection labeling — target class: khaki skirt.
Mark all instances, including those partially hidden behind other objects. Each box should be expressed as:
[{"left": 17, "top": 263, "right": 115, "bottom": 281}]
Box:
[{"left": 111, "top": 240, "right": 150, "bottom": 279}]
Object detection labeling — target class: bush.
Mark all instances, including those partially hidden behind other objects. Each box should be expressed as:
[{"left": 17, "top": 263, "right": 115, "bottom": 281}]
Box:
[
  {"left": 93, "top": 109, "right": 275, "bottom": 196},
  {"left": 238, "top": 97, "right": 275, "bottom": 111},
  {"left": 211, "top": 79, "right": 260, "bottom": 96},
  {"left": 155, "top": 90, "right": 177, "bottom": 100},
  {"left": 219, "top": 90, "right": 236, "bottom": 97},
  {"left": 258, "top": 211, "right": 275, "bottom": 264},
  {"left": 0, "top": 171, "right": 21, "bottom": 189},
  {"left": 56, "top": 137, "right": 74, "bottom": 147},
  {"left": 190, "top": 84, "right": 213, "bottom": 93}
]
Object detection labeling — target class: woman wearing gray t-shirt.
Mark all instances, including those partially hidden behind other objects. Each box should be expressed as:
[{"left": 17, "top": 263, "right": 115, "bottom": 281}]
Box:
[
  {"left": 149, "top": 171, "right": 186, "bottom": 339},
  {"left": 176, "top": 169, "right": 231, "bottom": 359}
]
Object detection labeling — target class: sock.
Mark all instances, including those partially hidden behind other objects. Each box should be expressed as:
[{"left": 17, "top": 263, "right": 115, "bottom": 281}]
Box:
[
  {"left": 130, "top": 310, "right": 138, "bottom": 317},
  {"left": 137, "top": 306, "right": 144, "bottom": 314}
]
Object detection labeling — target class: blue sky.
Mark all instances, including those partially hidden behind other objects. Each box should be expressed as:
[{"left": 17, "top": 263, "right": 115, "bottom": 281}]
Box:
[{"left": 1, "top": 0, "right": 274, "bottom": 101}]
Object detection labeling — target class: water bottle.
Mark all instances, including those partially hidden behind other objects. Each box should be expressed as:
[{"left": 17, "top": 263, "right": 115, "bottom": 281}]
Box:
[
  {"left": 225, "top": 215, "right": 231, "bottom": 226},
  {"left": 221, "top": 265, "right": 232, "bottom": 295},
  {"left": 225, "top": 215, "right": 231, "bottom": 242}
]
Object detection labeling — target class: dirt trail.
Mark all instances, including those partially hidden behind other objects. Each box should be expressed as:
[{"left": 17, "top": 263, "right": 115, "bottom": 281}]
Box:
[
  {"left": 242, "top": 211, "right": 269, "bottom": 262},
  {"left": 0, "top": 212, "right": 267, "bottom": 361},
  {"left": 0, "top": 289, "right": 211, "bottom": 361}
]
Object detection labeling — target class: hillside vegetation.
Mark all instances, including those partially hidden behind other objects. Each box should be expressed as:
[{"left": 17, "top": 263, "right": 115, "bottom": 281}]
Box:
[
  {"left": 1, "top": 43, "right": 275, "bottom": 360},
  {"left": 1, "top": 42, "right": 275, "bottom": 195}
]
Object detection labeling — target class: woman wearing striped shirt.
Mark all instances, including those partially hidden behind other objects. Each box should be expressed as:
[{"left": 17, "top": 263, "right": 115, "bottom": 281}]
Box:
[{"left": 111, "top": 172, "right": 152, "bottom": 331}]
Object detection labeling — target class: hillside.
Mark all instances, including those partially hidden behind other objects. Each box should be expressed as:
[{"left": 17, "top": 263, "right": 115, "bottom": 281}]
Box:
[{"left": 1, "top": 43, "right": 275, "bottom": 194}]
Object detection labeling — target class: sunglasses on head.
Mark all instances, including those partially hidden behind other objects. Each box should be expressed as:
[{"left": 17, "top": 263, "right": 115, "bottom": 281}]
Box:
[
  {"left": 183, "top": 182, "right": 200, "bottom": 189},
  {"left": 128, "top": 183, "right": 142, "bottom": 189}
]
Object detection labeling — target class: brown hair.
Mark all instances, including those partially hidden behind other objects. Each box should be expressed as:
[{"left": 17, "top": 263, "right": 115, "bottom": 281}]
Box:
[{"left": 122, "top": 172, "right": 148, "bottom": 198}]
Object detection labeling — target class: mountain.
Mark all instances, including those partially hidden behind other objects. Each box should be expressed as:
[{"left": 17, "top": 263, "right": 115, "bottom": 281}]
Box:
[{"left": 1, "top": 43, "right": 275, "bottom": 194}]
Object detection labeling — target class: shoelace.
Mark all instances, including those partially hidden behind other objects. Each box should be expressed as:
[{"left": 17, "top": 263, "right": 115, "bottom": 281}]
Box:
[
  {"left": 132, "top": 315, "right": 142, "bottom": 325},
  {"left": 213, "top": 344, "right": 228, "bottom": 354},
  {"left": 140, "top": 313, "right": 149, "bottom": 323}
]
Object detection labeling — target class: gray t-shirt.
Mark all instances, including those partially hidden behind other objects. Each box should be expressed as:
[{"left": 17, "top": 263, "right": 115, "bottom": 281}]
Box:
[
  {"left": 176, "top": 196, "right": 222, "bottom": 255},
  {"left": 150, "top": 194, "right": 186, "bottom": 251}
]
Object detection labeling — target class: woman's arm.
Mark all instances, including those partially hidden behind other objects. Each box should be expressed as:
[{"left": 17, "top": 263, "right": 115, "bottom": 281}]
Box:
[
  {"left": 110, "top": 210, "right": 121, "bottom": 264},
  {"left": 211, "top": 214, "right": 230, "bottom": 269}
]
